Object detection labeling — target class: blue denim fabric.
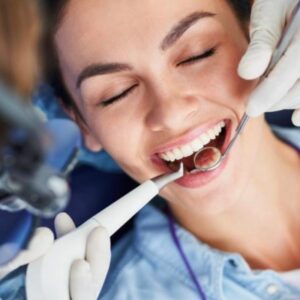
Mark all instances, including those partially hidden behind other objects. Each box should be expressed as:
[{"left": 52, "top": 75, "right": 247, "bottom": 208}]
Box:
[
  {"left": 1, "top": 125, "right": 300, "bottom": 300},
  {"left": 0, "top": 267, "right": 26, "bottom": 300},
  {"left": 101, "top": 205, "right": 300, "bottom": 300}
]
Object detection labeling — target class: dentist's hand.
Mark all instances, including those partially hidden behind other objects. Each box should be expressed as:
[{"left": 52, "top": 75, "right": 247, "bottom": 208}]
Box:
[
  {"left": 54, "top": 213, "right": 111, "bottom": 300},
  {"left": 238, "top": 0, "right": 300, "bottom": 126},
  {"left": 0, "top": 227, "right": 54, "bottom": 280}
]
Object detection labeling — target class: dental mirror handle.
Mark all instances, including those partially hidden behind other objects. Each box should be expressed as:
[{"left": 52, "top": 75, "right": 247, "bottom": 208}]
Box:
[
  {"left": 223, "top": 1, "right": 300, "bottom": 158},
  {"left": 26, "top": 164, "right": 183, "bottom": 300}
]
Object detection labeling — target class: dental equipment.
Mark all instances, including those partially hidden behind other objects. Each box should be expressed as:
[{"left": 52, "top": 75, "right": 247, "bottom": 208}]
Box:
[
  {"left": 0, "top": 82, "right": 77, "bottom": 218},
  {"left": 26, "top": 163, "right": 184, "bottom": 300},
  {"left": 193, "top": 0, "right": 300, "bottom": 172}
]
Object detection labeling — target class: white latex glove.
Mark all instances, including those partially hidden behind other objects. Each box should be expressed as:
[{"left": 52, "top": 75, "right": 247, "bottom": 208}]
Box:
[
  {"left": 0, "top": 227, "right": 54, "bottom": 280},
  {"left": 238, "top": 0, "right": 300, "bottom": 126},
  {"left": 54, "top": 213, "right": 111, "bottom": 300}
]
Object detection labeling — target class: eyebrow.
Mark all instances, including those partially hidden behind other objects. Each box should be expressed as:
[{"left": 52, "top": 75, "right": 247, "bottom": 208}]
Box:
[
  {"left": 160, "top": 11, "right": 216, "bottom": 51},
  {"left": 76, "top": 11, "right": 216, "bottom": 88},
  {"left": 76, "top": 63, "right": 131, "bottom": 88}
]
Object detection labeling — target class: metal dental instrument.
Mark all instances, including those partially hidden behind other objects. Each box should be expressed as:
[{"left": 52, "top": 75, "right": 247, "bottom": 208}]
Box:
[
  {"left": 194, "top": 1, "right": 300, "bottom": 172},
  {"left": 26, "top": 163, "right": 184, "bottom": 300}
]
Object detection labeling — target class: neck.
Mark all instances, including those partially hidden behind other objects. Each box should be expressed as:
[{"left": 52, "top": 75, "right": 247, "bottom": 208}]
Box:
[{"left": 170, "top": 122, "right": 300, "bottom": 271}]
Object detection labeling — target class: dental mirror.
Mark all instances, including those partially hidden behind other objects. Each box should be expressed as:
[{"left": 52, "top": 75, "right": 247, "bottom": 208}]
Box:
[
  {"left": 193, "top": 146, "right": 222, "bottom": 172},
  {"left": 193, "top": 1, "right": 300, "bottom": 173},
  {"left": 193, "top": 115, "right": 248, "bottom": 172}
]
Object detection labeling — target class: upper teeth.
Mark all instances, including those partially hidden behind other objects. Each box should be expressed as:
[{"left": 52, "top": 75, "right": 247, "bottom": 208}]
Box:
[{"left": 159, "top": 121, "right": 226, "bottom": 162}]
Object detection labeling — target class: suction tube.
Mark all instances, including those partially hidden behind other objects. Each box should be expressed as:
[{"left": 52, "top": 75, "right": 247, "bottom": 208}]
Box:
[{"left": 26, "top": 164, "right": 184, "bottom": 300}]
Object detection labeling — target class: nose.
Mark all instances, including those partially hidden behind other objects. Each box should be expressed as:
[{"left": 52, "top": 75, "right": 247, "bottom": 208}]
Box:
[{"left": 145, "top": 83, "right": 200, "bottom": 132}]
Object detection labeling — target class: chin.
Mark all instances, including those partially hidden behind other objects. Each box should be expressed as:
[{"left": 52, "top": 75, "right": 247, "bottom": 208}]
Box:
[{"left": 161, "top": 173, "right": 237, "bottom": 211}]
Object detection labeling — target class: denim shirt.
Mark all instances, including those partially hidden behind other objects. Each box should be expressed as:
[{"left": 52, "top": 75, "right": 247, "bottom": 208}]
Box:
[
  {"left": 0, "top": 125, "right": 300, "bottom": 300},
  {"left": 101, "top": 205, "right": 300, "bottom": 300}
]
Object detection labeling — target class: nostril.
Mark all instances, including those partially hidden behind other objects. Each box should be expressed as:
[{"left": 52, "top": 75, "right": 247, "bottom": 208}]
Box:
[{"left": 145, "top": 105, "right": 165, "bottom": 132}]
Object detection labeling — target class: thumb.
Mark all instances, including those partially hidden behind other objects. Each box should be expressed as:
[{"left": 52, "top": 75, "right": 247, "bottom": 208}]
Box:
[
  {"left": 0, "top": 227, "right": 54, "bottom": 279},
  {"left": 14, "top": 227, "right": 54, "bottom": 265},
  {"left": 238, "top": 0, "right": 286, "bottom": 80},
  {"left": 86, "top": 226, "right": 111, "bottom": 289}
]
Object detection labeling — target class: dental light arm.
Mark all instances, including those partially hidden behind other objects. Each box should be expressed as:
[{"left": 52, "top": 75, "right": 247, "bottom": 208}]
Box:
[
  {"left": 0, "top": 81, "right": 73, "bottom": 218},
  {"left": 0, "top": 80, "right": 81, "bottom": 267},
  {"left": 26, "top": 164, "right": 184, "bottom": 300}
]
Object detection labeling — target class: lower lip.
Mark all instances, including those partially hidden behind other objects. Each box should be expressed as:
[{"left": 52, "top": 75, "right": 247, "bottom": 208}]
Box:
[{"left": 152, "top": 119, "right": 233, "bottom": 189}]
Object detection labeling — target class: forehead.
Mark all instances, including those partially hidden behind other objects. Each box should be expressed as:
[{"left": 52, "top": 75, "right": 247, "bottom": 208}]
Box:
[{"left": 56, "top": 0, "right": 235, "bottom": 81}]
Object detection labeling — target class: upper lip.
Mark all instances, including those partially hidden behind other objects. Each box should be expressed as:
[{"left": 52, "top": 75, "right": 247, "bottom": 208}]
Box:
[{"left": 152, "top": 119, "right": 228, "bottom": 155}]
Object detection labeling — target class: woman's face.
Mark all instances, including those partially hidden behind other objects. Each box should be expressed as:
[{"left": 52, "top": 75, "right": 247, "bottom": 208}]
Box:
[{"left": 56, "top": 0, "right": 262, "bottom": 214}]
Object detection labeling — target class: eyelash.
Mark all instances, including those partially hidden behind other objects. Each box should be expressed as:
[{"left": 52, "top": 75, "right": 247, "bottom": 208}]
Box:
[
  {"left": 176, "top": 47, "right": 217, "bottom": 67},
  {"left": 101, "top": 84, "right": 138, "bottom": 107},
  {"left": 100, "top": 47, "right": 216, "bottom": 107}
]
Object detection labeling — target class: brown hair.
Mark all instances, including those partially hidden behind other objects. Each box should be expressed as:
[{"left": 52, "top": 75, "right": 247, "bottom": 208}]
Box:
[
  {"left": 0, "top": 0, "right": 41, "bottom": 97},
  {"left": 227, "top": 0, "right": 252, "bottom": 22}
]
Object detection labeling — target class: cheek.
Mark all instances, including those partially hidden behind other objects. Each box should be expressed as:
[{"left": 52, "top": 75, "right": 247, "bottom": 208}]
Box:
[
  {"left": 219, "top": 43, "right": 257, "bottom": 107},
  {"left": 86, "top": 108, "right": 149, "bottom": 178},
  {"left": 185, "top": 42, "right": 256, "bottom": 112}
]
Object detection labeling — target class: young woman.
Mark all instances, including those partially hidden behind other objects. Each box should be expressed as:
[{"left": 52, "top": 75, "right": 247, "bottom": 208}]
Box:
[
  {"left": 3, "top": 0, "right": 300, "bottom": 299},
  {"left": 48, "top": 0, "right": 300, "bottom": 299}
]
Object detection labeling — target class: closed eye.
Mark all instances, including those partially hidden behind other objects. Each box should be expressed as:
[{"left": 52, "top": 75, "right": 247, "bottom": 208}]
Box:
[
  {"left": 101, "top": 84, "right": 138, "bottom": 107},
  {"left": 177, "top": 47, "right": 217, "bottom": 67}
]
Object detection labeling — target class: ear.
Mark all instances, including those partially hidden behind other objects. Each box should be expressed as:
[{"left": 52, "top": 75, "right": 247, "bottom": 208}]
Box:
[
  {"left": 82, "top": 130, "right": 103, "bottom": 152},
  {"left": 60, "top": 100, "right": 103, "bottom": 152}
]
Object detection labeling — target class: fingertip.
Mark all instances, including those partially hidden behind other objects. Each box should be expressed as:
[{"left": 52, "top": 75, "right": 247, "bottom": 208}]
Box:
[
  {"left": 23, "top": 228, "right": 54, "bottom": 262},
  {"left": 54, "top": 212, "right": 76, "bottom": 237},
  {"left": 71, "top": 259, "right": 90, "bottom": 274},
  {"left": 55, "top": 212, "right": 74, "bottom": 225},
  {"left": 292, "top": 109, "right": 300, "bottom": 127},
  {"left": 92, "top": 226, "right": 110, "bottom": 240},
  {"left": 90, "top": 226, "right": 111, "bottom": 248},
  {"left": 29, "top": 227, "right": 54, "bottom": 249},
  {"left": 238, "top": 48, "right": 272, "bottom": 80},
  {"left": 40, "top": 228, "right": 54, "bottom": 245},
  {"left": 34, "top": 227, "right": 54, "bottom": 242},
  {"left": 245, "top": 100, "right": 262, "bottom": 118}
]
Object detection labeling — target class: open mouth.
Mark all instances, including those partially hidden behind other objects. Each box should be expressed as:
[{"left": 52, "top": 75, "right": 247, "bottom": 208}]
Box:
[{"left": 156, "top": 120, "right": 229, "bottom": 173}]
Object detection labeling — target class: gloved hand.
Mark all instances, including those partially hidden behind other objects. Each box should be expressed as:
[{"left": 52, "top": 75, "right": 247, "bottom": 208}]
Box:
[
  {"left": 238, "top": 0, "right": 300, "bottom": 126},
  {"left": 54, "top": 213, "right": 111, "bottom": 300},
  {"left": 0, "top": 227, "right": 54, "bottom": 280}
]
